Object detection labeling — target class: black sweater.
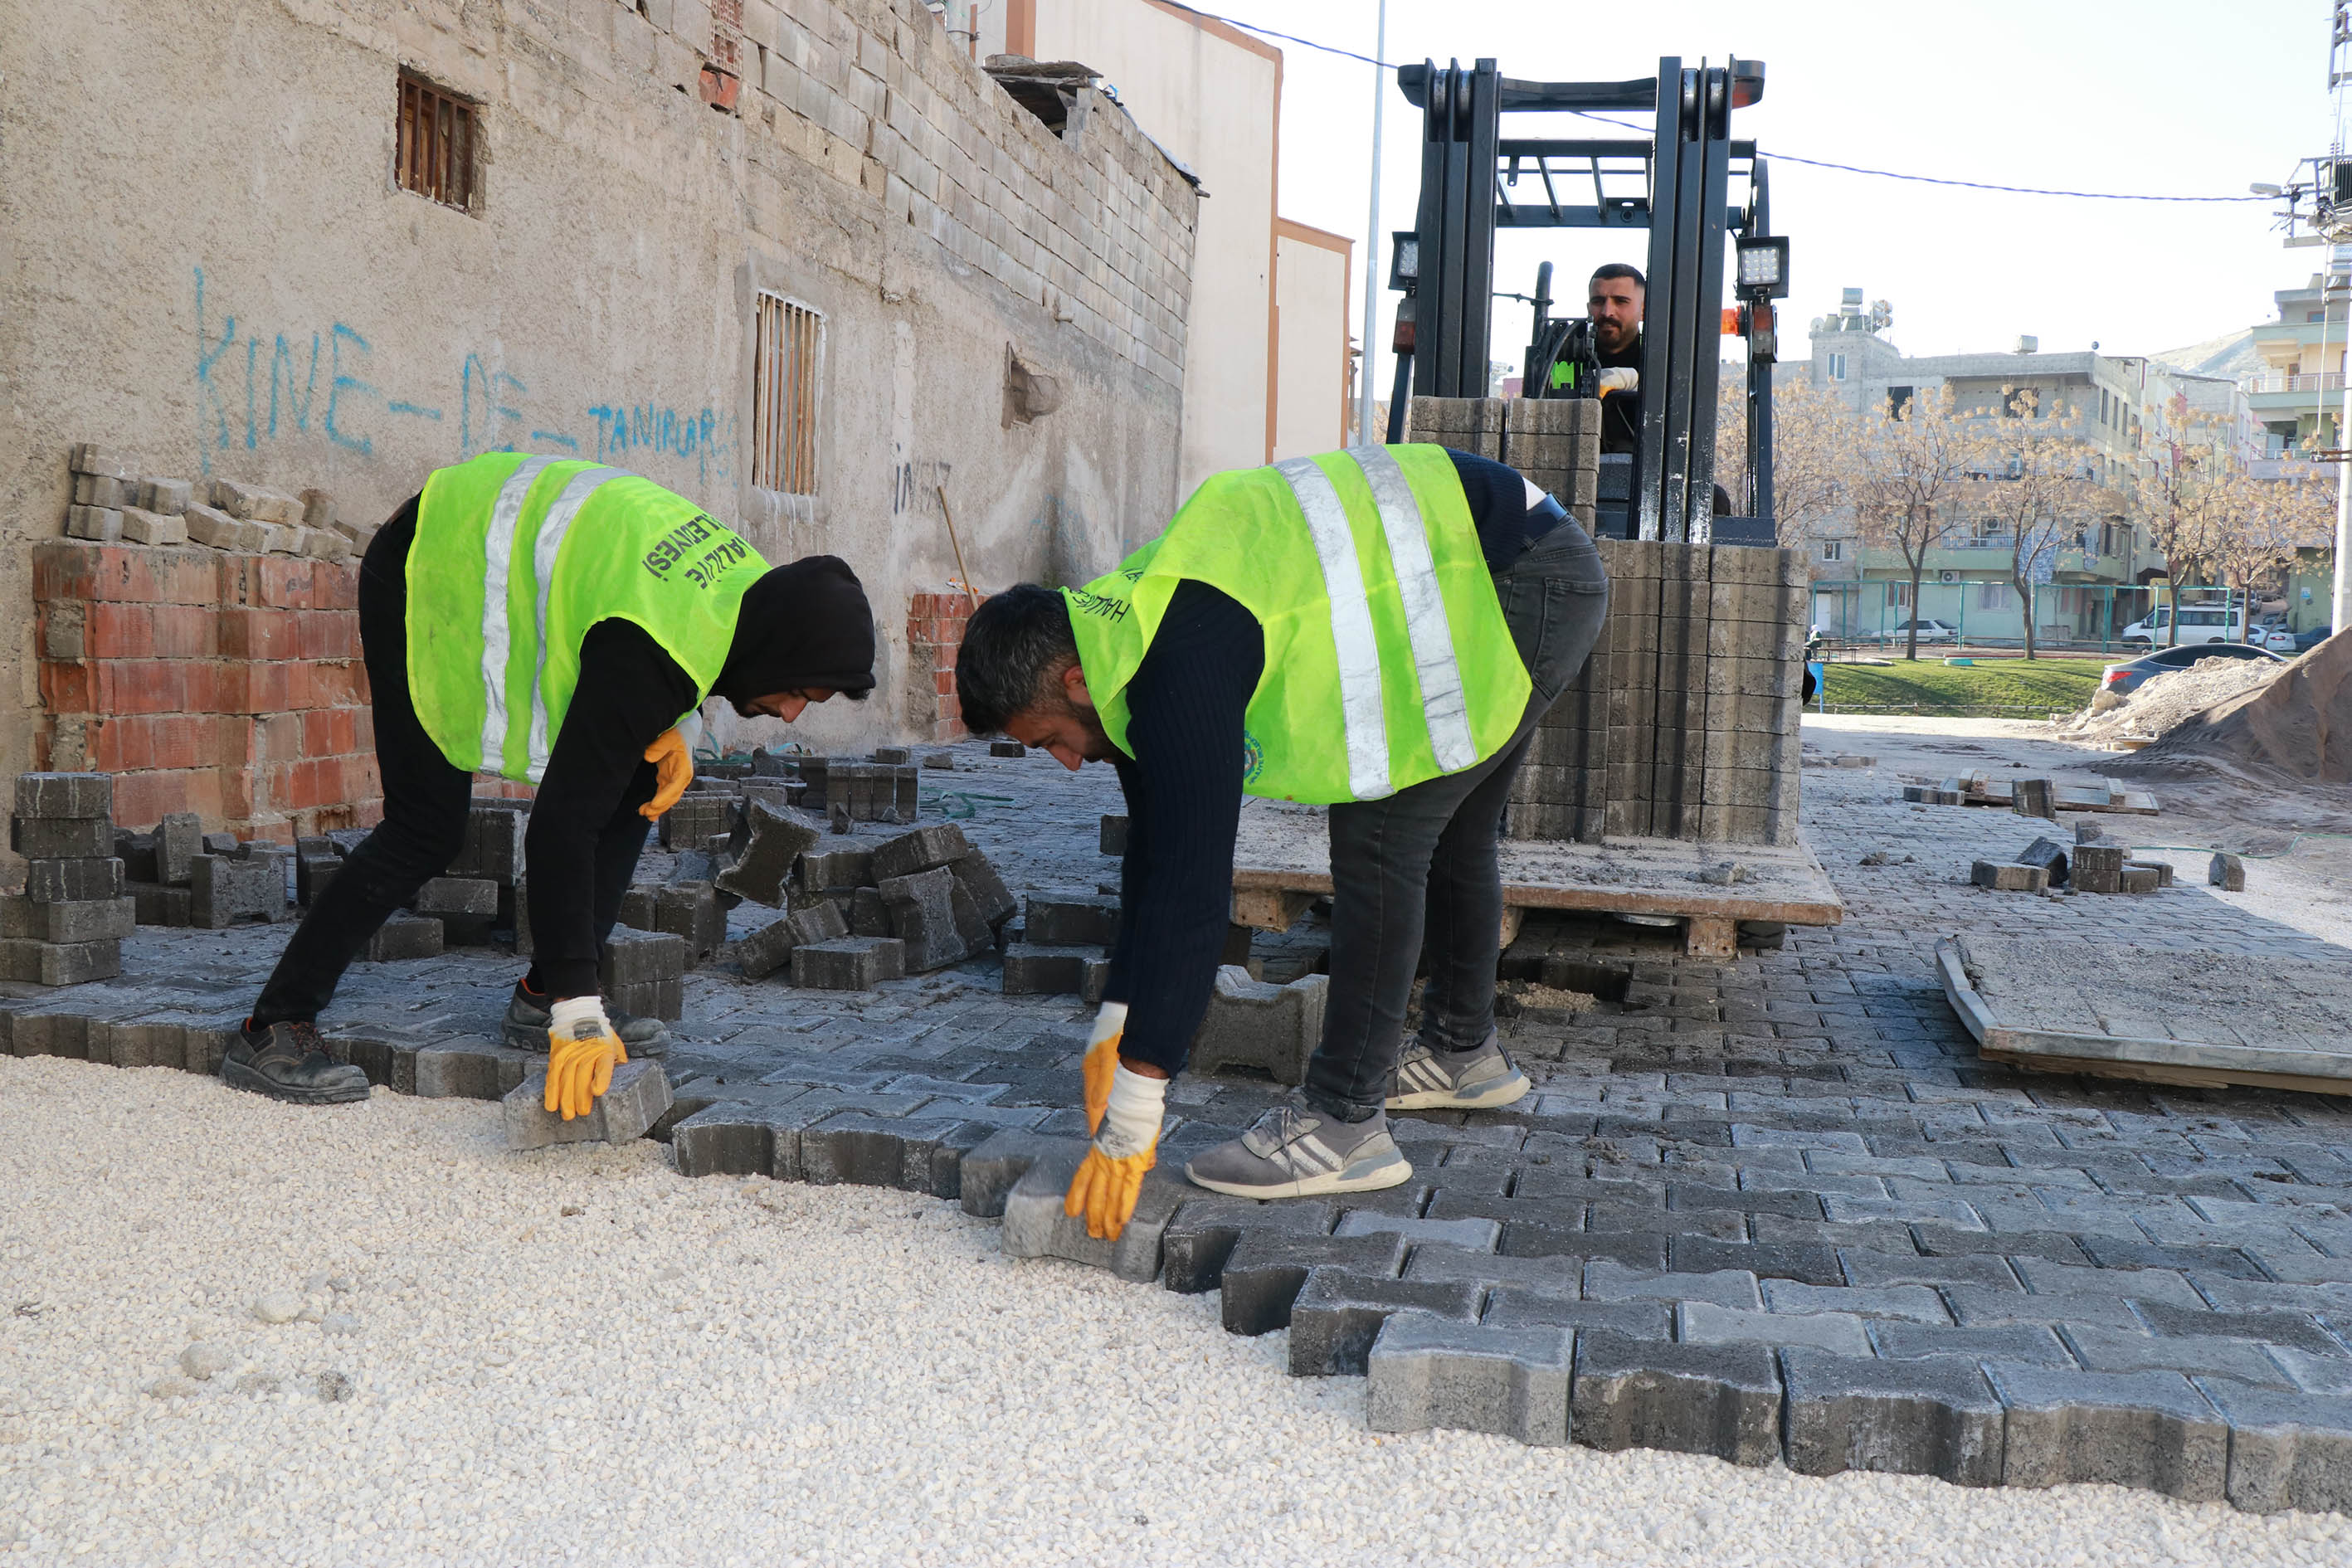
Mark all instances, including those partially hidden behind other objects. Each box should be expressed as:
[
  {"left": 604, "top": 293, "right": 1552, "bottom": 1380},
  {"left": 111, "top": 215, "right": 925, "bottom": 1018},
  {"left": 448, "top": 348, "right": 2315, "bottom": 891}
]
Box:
[{"left": 1103, "top": 450, "right": 1541, "bottom": 1072}]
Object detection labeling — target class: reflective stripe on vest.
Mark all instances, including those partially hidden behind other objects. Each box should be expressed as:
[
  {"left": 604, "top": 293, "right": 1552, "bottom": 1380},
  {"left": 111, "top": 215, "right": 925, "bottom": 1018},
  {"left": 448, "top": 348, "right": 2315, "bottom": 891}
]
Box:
[
  {"left": 478, "top": 455, "right": 556, "bottom": 772},
  {"left": 1273, "top": 455, "right": 1391, "bottom": 800},
  {"left": 525, "top": 465, "right": 623, "bottom": 777},
  {"left": 1062, "top": 443, "right": 1532, "bottom": 806}
]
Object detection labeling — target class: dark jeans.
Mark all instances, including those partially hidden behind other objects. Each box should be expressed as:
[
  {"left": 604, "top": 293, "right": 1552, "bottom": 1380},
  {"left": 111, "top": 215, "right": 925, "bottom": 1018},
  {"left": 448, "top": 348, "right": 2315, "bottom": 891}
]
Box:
[
  {"left": 250, "top": 516, "right": 655, "bottom": 1027},
  {"left": 1303, "top": 522, "right": 1611, "bottom": 1121}
]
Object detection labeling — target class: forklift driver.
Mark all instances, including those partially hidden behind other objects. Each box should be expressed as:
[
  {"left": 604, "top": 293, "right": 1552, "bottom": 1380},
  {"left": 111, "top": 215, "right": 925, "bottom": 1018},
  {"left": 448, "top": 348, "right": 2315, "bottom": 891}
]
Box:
[
  {"left": 1589, "top": 261, "right": 1733, "bottom": 518},
  {"left": 1587, "top": 263, "right": 1645, "bottom": 455}
]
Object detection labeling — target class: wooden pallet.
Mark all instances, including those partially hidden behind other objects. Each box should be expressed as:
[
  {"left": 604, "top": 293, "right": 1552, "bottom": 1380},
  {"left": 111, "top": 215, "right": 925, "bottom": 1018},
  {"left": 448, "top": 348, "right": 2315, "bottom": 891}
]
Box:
[
  {"left": 1936, "top": 774, "right": 2160, "bottom": 815},
  {"left": 1230, "top": 797, "right": 1843, "bottom": 958},
  {"left": 1936, "top": 936, "right": 2352, "bottom": 1096}
]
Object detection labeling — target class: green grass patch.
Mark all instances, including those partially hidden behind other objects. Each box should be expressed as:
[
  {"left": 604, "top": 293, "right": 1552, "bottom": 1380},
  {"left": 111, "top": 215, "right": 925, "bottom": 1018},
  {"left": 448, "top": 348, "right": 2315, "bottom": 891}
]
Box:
[{"left": 1819, "top": 659, "right": 2103, "bottom": 714}]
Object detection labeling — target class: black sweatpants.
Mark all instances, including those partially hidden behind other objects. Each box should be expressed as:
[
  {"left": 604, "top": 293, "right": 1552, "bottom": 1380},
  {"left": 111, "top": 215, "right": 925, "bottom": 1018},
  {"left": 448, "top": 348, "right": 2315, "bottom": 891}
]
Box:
[{"left": 250, "top": 512, "right": 659, "bottom": 1027}]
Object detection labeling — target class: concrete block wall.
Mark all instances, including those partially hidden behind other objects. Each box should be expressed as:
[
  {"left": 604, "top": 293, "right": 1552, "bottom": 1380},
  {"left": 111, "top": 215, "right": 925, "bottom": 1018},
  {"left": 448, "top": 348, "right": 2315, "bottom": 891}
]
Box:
[
  {"left": 33, "top": 544, "right": 379, "bottom": 840},
  {"left": 2, "top": 0, "right": 1202, "bottom": 816}
]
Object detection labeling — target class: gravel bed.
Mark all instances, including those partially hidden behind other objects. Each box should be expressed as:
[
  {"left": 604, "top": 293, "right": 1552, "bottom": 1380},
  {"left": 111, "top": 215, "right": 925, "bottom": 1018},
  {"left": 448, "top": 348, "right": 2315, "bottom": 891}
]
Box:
[{"left": 2, "top": 1058, "right": 2346, "bottom": 1566}]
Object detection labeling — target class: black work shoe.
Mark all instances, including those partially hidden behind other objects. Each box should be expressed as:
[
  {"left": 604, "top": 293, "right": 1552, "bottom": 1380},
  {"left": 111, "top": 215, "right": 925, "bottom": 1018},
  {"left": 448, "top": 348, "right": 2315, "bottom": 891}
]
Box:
[
  {"left": 222, "top": 1020, "right": 372, "bottom": 1106},
  {"left": 500, "top": 984, "right": 671, "bottom": 1058}
]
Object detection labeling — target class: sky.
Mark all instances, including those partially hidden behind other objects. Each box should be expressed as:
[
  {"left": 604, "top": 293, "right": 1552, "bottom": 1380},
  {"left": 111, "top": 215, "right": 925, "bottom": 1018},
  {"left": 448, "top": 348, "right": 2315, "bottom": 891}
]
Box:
[{"left": 1176, "top": 0, "right": 2330, "bottom": 395}]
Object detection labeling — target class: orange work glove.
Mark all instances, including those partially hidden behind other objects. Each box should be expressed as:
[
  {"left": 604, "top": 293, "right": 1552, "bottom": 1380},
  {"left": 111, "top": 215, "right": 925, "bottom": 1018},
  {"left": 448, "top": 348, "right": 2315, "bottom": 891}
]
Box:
[
  {"left": 1064, "top": 1063, "right": 1165, "bottom": 1241},
  {"left": 639, "top": 727, "right": 694, "bottom": 821},
  {"left": 1079, "top": 1001, "right": 1129, "bottom": 1137}
]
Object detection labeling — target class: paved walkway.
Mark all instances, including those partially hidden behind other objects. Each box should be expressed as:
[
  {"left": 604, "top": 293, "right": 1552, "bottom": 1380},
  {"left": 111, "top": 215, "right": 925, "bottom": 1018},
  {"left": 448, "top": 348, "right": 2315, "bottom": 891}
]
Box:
[{"left": 8, "top": 732, "right": 2352, "bottom": 1512}]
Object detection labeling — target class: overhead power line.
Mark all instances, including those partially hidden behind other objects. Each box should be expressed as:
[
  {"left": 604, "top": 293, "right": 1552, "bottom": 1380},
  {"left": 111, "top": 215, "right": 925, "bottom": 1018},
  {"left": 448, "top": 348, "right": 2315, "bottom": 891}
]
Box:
[{"left": 1155, "top": 2, "right": 2270, "bottom": 206}]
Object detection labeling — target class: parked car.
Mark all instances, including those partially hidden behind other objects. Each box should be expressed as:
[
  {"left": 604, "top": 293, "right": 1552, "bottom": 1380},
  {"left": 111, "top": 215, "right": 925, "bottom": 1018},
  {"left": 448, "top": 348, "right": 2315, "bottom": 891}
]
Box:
[
  {"left": 1882, "top": 618, "right": 1958, "bottom": 645},
  {"left": 2253, "top": 622, "right": 2299, "bottom": 653},
  {"left": 2098, "top": 640, "right": 2283, "bottom": 697},
  {"left": 2295, "top": 624, "right": 2335, "bottom": 654},
  {"left": 2118, "top": 605, "right": 2245, "bottom": 648}
]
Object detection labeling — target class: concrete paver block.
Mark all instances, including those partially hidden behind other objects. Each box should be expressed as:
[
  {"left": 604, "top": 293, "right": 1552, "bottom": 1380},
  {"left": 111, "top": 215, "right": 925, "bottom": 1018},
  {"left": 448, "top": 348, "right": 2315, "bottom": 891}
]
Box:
[
  {"left": 869, "top": 822, "right": 973, "bottom": 882},
  {"left": 2200, "top": 1377, "right": 2352, "bottom": 1513},
  {"left": 2210, "top": 852, "right": 2247, "bottom": 891},
  {"left": 188, "top": 855, "right": 285, "bottom": 928},
  {"left": 1026, "top": 890, "right": 1118, "bottom": 947},
  {"left": 13, "top": 816, "right": 113, "bottom": 860},
  {"left": 714, "top": 800, "right": 825, "bottom": 906},
  {"left": 1159, "top": 1196, "right": 1338, "bottom": 1293},
  {"left": 1001, "top": 942, "right": 1099, "bottom": 995},
  {"left": 361, "top": 913, "right": 442, "bottom": 962},
  {"left": 1218, "top": 1230, "right": 1410, "bottom": 1334},
  {"left": 947, "top": 850, "right": 1017, "bottom": 932},
  {"left": 1287, "top": 1268, "right": 1480, "bottom": 1376},
  {"left": 879, "top": 866, "right": 983, "bottom": 971},
  {"left": 155, "top": 814, "right": 202, "bottom": 886},
  {"left": 1187, "top": 967, "right": 1327, "bottom": 1086},
  {"left": 504, "top": 1061, "right": 674, "bottom": 1150},
  {"left": 14, "top": 773, "right": 112, "bottom": 821},
  {"left": 1780, "top": 1349, "right": 2005, "bottom": 1486},
  {"left": 1970, "top": 861, "right": 2049, "bottom": 893},
  {"left": 1987, "top": 1363, "right": 2227, "bottom": 1500},
  {"left": 791, "top": 937, "right": 906, "bottom": 989},
  {"left": 1368, "top": 1317, "right": 1574, "bottom": 1446},
  {"left": 999, "top": 1137, "right": 1188, "bottom": 1283},
  {"left": 1570, "top": 1329, "right": 1782, "bottom": 1466},
  {"left": 1332, "top": 1211, "right": 1502, "bottom": 1252}
]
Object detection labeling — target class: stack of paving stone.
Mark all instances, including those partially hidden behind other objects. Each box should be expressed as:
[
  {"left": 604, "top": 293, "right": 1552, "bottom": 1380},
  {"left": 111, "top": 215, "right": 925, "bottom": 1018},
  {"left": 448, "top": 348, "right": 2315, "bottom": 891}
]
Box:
[
  {"left": 733, "top": 819, "right": 1015, "bottom": 989},
  {"left": 1510, "top": 538, "right": 1804, "bottom": 847},
  {"left": 1001, "top": 889, "right": 1117, "bottom": 999},
  {"left": 1403, "top": 399, "right": 1804, "bottom": 848},
  {"left": 2, "top": 772, "right": 134, "bottom": 985},
  {"left": 1404, "top": 396, "right": 1600, "bottom": 531},
  {"left": 61, "top": 443, "right": 367, "bottom": 558}
]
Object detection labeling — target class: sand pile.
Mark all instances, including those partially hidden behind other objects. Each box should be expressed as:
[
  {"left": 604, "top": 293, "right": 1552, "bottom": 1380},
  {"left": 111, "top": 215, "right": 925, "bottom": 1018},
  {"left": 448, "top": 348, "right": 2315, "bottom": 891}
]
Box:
[
  {"left": 2121, "top": 631, "right": 2352, "bottom": 782},
  {"left": 2053, "top": 654, "right": 2278, "bottom": 743}
]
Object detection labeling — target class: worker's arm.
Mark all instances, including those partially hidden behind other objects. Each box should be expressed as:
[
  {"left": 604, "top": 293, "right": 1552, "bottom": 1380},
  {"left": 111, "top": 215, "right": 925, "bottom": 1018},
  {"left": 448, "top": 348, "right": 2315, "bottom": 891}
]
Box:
[
  {"left": 1100, "top": 581, "right": 1265, "bottom": 1075},
  {"left": 525, "top": 620, "right": 701, "bottom": 999}
]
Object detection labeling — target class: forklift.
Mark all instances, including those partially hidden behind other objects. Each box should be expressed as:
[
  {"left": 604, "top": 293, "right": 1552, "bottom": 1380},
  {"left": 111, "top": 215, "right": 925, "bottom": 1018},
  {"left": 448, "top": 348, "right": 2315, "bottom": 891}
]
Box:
[{"left": 1383, "top": 56, "right": 1790, "bottom": 545}]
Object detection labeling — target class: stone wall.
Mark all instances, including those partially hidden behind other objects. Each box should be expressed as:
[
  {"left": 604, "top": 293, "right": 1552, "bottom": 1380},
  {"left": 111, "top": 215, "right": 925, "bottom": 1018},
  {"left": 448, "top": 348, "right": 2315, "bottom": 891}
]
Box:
[{"left": 0, "top": 0, "right": 1199, "bottom": 828}]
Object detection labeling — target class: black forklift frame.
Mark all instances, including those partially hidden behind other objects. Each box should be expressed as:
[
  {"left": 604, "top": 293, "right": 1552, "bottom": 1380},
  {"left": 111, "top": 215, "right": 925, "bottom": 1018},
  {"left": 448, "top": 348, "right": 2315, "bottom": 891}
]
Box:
[{"left": 1389, "top": 56, "right": 1779, "bottom": 543}]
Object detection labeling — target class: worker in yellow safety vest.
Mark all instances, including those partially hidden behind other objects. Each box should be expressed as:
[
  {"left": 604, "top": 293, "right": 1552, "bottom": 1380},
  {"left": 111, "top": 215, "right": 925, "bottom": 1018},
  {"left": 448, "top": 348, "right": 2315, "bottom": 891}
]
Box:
[
  {"left": 227, "top": 453, "right": 876, "bottom": 1119},
  {"left": 955, "top": 444, "right": 1609, "bottom": 1238}
]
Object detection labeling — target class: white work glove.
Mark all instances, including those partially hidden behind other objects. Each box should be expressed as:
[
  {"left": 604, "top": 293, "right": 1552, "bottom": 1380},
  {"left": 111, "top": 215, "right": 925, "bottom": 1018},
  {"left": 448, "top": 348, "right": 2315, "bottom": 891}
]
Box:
[{"left": 1597, "top": 366, "right": 1639, "bottom": 397}]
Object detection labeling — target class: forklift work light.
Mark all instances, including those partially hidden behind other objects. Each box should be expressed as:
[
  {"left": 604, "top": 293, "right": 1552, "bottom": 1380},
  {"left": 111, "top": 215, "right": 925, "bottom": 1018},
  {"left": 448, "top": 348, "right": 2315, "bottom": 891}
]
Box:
[
  {"left": 1388, "top": 232, "right": 1420, "bottom": 290},
  {"left": 1735, "top": 235, "right": 1789, "bottom": 298}
]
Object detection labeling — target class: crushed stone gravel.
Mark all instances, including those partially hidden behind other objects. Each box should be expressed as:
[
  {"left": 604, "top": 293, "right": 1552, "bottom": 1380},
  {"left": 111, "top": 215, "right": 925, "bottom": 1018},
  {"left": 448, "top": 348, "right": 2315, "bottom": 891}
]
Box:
[
  {"left": 1, "top": 1055, "right": 2345, "bottom": 1566},
  {"left": 2056, "top": 657, "right": 2277, "bottom": 742}
]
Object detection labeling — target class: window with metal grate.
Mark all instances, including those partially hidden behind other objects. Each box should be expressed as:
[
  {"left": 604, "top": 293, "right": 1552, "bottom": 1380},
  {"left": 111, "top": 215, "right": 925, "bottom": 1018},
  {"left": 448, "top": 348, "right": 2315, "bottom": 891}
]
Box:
[
  {"left": 752, "top": 294, "right": 823, "bottom": 497},
  {"left": 397, "top": 74, "right": 476, "bottom": 211}
]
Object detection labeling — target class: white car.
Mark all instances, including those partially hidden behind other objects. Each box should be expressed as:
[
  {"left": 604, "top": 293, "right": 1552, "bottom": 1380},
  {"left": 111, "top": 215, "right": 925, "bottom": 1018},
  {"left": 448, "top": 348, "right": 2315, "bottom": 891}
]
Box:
[
  {"left": 1883, "top": 618, "right": 1957, "bottom": 645},
  {"left": 2255, "top": 624, "right": 2300, "bottom": 653}
]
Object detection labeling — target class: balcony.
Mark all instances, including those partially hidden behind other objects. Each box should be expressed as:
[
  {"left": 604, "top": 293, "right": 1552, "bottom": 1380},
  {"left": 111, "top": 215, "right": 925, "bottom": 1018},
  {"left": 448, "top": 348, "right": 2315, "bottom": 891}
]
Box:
[
  {"left": 2247, "top": 458, "right": 2330, "bottom": 481},
  {"left": 2247, "top": 373, "right": 2347, "bottom": 394}
]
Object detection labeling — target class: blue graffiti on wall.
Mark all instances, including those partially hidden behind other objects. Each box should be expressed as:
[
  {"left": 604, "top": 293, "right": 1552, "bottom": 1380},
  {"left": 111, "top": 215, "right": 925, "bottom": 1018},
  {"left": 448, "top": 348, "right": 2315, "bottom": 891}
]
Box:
[{"left": 192, "top": 269, "right": 737, "bottom": 485}]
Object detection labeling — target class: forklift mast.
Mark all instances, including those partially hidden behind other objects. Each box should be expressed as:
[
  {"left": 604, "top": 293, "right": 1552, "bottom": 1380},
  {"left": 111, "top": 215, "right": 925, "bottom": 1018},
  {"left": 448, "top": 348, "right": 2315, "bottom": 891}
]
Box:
[{"left": 1388, "top": 56, "right": 1784, "bottom": 545}]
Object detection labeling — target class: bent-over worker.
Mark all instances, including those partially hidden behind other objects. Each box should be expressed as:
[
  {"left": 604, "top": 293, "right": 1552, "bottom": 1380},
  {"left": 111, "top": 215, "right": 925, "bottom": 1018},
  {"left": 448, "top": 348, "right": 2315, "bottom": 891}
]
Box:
[
  {"left": 226, "top": 453, "right": 877, "bottom": 1118},
  {"left": 955, "top": 445, "right": 1609, "bottom": 1239}
]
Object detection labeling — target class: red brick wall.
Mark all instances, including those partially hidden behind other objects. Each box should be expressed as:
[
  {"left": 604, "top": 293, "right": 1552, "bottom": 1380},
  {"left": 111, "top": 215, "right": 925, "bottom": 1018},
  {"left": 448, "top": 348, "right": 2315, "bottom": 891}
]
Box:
[
  {"left": 905, "top": 592, "right": 973, "bottom": 743},
  {"left": 33, "top": 542, "right": 384, "bottom": 840}
]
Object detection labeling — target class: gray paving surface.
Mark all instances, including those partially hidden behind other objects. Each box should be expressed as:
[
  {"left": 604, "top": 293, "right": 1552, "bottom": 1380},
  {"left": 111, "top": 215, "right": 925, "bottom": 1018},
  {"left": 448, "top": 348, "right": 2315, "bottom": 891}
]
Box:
[{"left": 10, "top": 739, "right": 2352, "bottom": 1512}]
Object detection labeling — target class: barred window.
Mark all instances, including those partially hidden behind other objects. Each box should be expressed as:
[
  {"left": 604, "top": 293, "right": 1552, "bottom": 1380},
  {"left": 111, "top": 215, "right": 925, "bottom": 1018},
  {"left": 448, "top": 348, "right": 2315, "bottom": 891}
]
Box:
[
  {"left": 397, "top": 74, "right": 476, "bottom": 211},
  {"left": 752, "top": 294, "right": 823, "bottom": 497}
]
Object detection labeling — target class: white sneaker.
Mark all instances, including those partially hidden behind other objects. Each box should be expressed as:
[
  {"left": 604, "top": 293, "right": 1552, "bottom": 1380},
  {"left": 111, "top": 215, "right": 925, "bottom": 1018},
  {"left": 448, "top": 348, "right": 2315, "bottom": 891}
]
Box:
[
  {"left": 1385, "top": 1033, "right": 1531, "bottom": 1112},
  {"left": 1184, "top": 1103, "right": 1414, "bottom": 1199}
]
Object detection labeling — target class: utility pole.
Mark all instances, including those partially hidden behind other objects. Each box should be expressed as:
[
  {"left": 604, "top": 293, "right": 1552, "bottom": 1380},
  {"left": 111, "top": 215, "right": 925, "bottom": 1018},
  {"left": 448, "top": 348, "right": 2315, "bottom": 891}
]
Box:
[{"left": 1356, "top": 0, "right": 1387, "bottom": 446}]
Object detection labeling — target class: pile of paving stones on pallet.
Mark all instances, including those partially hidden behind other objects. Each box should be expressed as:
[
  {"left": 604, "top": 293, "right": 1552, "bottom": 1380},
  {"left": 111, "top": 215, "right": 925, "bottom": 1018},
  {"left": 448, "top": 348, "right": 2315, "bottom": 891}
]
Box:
[
  {"left": 64, "top": 444, "right": 370, "bottom": 558},
  {"left": 1970, "top": 825, "right": 2179, "bottom": 897}
]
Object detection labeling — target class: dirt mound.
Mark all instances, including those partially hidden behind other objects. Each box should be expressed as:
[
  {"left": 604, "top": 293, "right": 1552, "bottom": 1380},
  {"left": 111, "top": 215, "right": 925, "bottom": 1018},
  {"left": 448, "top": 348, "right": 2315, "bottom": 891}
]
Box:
[
  {"left": 2053, "top": 655, "right": 2277, "bottom": 743},
  {"left": 2121, "top": 631, "right": 2352, "bottom": 783}
]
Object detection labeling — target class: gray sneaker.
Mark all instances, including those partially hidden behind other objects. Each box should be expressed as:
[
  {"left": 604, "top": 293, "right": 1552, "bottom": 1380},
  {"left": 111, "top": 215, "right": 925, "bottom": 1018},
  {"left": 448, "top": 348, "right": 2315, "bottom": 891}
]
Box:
[
  {"left": 501, "top": 985, "right": 671, "bottom": 1058},
  {"left": 1385, "top": 1032, "right": 1530, "bottom": 1112},
  {"left": 1184, "top": 1103, "right": 1413, "bottom": 1199}
]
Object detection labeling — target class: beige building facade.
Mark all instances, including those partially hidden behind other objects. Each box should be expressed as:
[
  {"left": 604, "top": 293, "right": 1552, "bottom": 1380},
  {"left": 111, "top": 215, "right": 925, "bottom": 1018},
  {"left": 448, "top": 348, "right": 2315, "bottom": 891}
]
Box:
[
  {"left": 982, "top": 0, "right": 1356, "bottom": 496},
  {"left": 0, "top": 0, "right": 1200, "bottom": 816}
]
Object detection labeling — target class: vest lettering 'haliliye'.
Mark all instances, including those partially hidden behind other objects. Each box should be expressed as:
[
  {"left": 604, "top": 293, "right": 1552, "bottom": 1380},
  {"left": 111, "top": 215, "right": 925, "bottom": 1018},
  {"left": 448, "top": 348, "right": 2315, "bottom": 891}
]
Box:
[
  {"left": 1064, "top": 443, "right": 1533, "bottom": 806},
  {"left": 407, "top": 453, "right": 769, "bottom": 784}
]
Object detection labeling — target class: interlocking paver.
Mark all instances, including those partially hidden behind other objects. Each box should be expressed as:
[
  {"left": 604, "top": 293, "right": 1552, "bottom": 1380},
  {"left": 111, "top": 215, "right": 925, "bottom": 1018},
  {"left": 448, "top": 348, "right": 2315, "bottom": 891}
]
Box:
[{"left": 21, "top": 738, "right": 2352, "bottom": 1512}]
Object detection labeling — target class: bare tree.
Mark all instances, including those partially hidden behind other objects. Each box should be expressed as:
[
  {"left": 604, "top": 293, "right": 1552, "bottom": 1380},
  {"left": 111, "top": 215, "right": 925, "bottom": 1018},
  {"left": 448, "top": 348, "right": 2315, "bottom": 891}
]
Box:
[
  {"left": 2133, "top": 396, "right": 2233, "bottom": 648},
  {"left": 1848, "top": 387, "right": 1988, "bottom": 660},
  {"left": 1716, "top": 377, "right": 1853, "bottom": 551},
  {"left": 1968, "top": 396, "right": 2101, "bottom": 660}
]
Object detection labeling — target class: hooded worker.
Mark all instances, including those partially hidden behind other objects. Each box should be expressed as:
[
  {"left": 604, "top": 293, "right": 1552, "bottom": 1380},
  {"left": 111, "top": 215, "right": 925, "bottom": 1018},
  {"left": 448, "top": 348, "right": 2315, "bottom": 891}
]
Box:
[
  {"left": 954, "top": 445, "right": 1609, "bottom": 1239},
  {"left": 226, "top": 452, "right": 876, "bottom": 1118}
]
